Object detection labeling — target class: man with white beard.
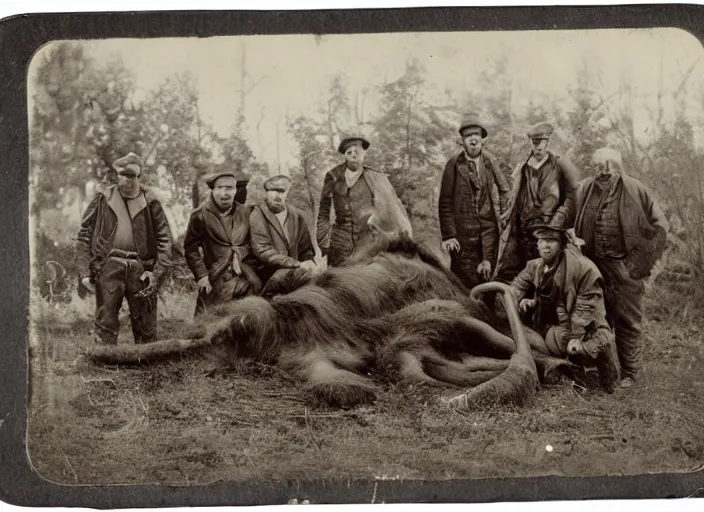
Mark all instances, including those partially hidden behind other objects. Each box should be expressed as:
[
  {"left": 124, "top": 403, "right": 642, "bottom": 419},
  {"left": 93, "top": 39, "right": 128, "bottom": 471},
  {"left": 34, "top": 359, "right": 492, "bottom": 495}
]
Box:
[
  {"left": 574, "top": 147, "right": 669, "bottom": 388},
  {"left": 76, "top": 152, "right": 173, "bottom": 344}
]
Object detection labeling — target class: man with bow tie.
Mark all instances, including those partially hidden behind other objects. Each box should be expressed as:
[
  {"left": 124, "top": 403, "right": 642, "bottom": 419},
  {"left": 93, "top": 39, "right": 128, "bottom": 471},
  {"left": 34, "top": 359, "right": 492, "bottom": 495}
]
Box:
[
  {"left": 184, "top": 171, "right": 262, "bottom": 317},
  {"left": 438, "top": 113, "right": 510, "bottom": 290}
]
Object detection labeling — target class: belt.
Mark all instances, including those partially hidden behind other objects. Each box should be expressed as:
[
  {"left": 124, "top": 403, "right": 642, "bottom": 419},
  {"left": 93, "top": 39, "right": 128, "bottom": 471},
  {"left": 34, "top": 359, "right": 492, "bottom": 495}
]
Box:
[
  {"left": 108, "top": 249, "right": 155, "bottom": 266},
  {"left": 109, "top": 249, "right": 140, "bottom": 259}
]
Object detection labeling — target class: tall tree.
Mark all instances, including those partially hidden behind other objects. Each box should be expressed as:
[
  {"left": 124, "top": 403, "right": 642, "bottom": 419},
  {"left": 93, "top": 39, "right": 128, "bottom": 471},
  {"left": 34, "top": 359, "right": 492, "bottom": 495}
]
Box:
[{"left": 372, "top": 58, "right": 456, "bottom": 242}]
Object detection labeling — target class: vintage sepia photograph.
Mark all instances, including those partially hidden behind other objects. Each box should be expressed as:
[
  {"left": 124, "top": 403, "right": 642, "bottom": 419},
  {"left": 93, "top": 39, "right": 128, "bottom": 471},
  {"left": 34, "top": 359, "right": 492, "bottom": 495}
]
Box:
[{"left": 25, "top": 24, "right": 704, "bottom": 491}]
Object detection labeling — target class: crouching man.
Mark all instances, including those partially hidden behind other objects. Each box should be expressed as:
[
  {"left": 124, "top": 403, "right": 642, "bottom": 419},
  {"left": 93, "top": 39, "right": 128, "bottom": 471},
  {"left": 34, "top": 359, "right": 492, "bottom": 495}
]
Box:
[
  {"left": 76, "top": 152, "right": 173, "bottom": 344},
  {"left": 510, "top": 223, "right": 621, "bottom": 392},
  {"left": 184, "top": 171, "right": 262, "bottom": 317},
  {"left": 249, "top": 175, "right": 319, "bottom": 287}
]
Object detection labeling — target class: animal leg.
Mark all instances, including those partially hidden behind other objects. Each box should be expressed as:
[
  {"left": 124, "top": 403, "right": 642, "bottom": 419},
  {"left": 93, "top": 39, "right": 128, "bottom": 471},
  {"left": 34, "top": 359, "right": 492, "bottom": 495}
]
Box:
[
  {"left": 422, "top": 354, "right": 504, "bottom": 388},
  {"left": 296, "top": 354, "right": 379, "bottom": 408},
  {"left": 459, "top": 355, "right": 511, "bottom": 372},
  {"left": 394, "top": 351, "right": 446, "bottom": 386}
]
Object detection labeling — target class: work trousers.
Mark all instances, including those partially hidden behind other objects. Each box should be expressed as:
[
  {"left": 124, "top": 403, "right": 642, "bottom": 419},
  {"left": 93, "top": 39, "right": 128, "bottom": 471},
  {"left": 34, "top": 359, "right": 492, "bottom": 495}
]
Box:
[
  {"left": 595, "top": 257, "right": 645, "bottom": 380},
  {"left": 94, "top": 256, "right": 157, "bottom": 344}
]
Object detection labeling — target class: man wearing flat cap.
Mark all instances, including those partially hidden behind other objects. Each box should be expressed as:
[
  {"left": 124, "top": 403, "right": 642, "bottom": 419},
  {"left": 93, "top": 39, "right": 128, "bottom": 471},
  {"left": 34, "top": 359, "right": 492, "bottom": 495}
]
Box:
[
  {"left": 509, "top": 221, "right": 620, "bottom": 392},
  {"left": 438, "top": 113, "right": 510, "bottom": 289},
  {"left": 249, "top": 174, "right": 317, "bottom": 285},
  {"left": 574, "top": 147, "right": 669, "bottom": 388},
  {"left": 76, "top": 152, "right": 173, "bottom": 345},
  {"left": 184, "top": 170, "right": 262, "bottom": 317},
  {"left": 495, "top": 121, "right": 581, "bottom": 283},
  {"left": 316, "top": 135, "right": 411, "bottom": 267}
]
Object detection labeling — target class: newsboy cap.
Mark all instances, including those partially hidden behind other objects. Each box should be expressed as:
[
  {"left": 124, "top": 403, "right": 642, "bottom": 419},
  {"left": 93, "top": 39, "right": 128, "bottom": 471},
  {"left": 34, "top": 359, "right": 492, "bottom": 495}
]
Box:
[
  {"left": 338, "top": 136, "right": 370, "bottom": 154},
  {"left": 531, "top": 223, "right": 567, "bottom": 240},
  {"left": 527, "top": 121, "right": 554, "bottom": 140},
  {"left": 263, "top": 175, "right": 292, "bottom": 192},
  {"left": 204, "top": 171, "right": 238, "bottom": 189},
  {"left": 112, "top": 152, "right": 144, "bottom": 176},
  {"left": 458, "top": 113, "right": 488, "bottom": 138}
]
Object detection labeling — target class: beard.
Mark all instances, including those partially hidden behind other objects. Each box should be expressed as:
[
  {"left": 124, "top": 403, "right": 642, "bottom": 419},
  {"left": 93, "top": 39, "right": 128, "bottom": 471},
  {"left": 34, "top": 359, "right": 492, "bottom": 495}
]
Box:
[
  {"left": 268, "top": 201, "right": 286, "bottom": 214},
  {"left": 118, "top": 181, "right": 140, "bottom": 198}
]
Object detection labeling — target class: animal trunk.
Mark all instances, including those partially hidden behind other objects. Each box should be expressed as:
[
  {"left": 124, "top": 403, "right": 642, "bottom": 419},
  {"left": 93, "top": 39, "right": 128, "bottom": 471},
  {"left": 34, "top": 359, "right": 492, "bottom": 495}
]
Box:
[{"left": 444, "top": 282, "right": 539, "bottom": 410}]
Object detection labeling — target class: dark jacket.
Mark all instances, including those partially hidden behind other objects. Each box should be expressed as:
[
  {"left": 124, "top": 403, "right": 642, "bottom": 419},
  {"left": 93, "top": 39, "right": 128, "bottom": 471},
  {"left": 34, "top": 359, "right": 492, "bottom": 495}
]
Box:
[
  {"left": 574, "top": 173, "right": 669, "bottom": 279},
  {"left": 511, "top": 243, "right": 609, "bottom": 342},
  {"left": 494, "top": 151, "right": 581, "bottom": 279},
  {"left": 438, "top": 150, "right": 509, "bottom": 263},
  {"left": 316, "top": 163, "right": 412, "bottom": 252},
  {"left": 183, "top": 198, "right": 255, "bottom": 282},
  {"left": 76, "top": 184, "right": 173, "bottom": 282},
  {"left": 249, "top": 202, "right": 315, "bottom": 269}
]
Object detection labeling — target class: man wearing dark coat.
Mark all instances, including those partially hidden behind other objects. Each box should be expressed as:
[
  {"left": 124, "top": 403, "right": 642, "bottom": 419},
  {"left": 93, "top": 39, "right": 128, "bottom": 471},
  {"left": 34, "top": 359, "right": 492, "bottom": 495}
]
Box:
[
  {"left": 438, "top": 113, "right": 510, "bottom": 289},
  {"left": 510, "top": 223, "right": 621, "bottom": 392},
  {"left": 574, "top": 147, "right": 669, "bottom": 388},
  {"left": 316, "top": 135, "right": 411, "bottom": 267},
  {"left": 184, "top": 171, "right": 262, "bottom": 317},
  {"left": 76, "top": 152, "right": 173, "bottom": 345},
  {"left": 249, "top": 175, "right": 318, "bottom": 284},
  {"left": 495, "top": 121, "right": 581, "bottom": 283}
]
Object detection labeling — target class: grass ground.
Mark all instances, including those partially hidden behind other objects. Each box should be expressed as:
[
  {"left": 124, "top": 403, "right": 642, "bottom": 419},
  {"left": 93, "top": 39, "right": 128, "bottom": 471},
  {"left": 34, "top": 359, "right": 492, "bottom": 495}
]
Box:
[{"left": 26, "top": 286, "right": 704, "bottom": 487}]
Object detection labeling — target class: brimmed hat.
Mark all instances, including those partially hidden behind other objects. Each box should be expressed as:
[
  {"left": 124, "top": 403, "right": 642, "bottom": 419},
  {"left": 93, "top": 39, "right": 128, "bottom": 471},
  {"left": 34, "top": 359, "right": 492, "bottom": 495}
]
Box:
[
  {"left": 458, "top": 113, "right": 488, "bottom": 138},
  {"left": 204, "top": 171, "right": 237, "bottom": 189},
  {"left": 531, "top": 223, "right": 567, "bottom": 240},
  {"left": 527, "top": 121, "right": 554, "bottom": 140},
  {"left": 338, "top": 136, "right": 370, "bottom": 154},
  {"left": 263, "top": 175, "right": 292, "bottom": 192},
  {"left": 112, "top": 152, "right": 144, "bottom": 176}
]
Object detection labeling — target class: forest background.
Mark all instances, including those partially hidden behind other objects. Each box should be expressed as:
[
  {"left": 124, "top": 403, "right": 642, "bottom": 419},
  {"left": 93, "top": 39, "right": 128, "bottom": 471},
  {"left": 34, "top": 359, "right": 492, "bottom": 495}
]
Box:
[{"left": 28, "top": 29, "right": 703, "bottom": 306}]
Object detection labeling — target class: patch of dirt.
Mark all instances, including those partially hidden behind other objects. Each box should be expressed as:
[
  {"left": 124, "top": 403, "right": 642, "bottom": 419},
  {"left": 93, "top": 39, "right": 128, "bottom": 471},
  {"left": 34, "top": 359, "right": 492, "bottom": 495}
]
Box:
[{"left": 26, "top": 305, "right": 704, "bottom": 486}]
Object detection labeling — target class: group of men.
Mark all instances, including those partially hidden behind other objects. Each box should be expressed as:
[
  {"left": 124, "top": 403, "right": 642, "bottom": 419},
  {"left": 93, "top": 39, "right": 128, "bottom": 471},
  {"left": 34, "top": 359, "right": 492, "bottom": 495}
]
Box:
[
  {"left": 76, "top": 113, "right": 669, "bottom": 392},
  {"left": 75, "top": 136, "right": 403, "bottom": 340},
  {"left": 439, "top": 114, "right": 669, "bottom": 391}
]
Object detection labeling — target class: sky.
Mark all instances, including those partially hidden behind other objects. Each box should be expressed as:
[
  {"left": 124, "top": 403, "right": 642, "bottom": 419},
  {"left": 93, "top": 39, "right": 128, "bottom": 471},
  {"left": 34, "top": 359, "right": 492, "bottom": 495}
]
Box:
[{"left": 29, "top": 27, "right": 704, "bottom": 173}]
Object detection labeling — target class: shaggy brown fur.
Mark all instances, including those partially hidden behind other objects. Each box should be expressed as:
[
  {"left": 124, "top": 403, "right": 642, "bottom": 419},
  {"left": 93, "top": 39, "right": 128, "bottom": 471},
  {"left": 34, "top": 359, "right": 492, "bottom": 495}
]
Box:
[{"left": 86, "top": 230, "right": 567, "bottom": 408}]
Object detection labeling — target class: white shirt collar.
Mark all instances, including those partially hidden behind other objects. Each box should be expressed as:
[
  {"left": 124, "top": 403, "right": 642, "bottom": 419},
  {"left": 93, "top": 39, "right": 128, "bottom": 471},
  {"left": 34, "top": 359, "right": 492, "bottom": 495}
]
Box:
[{"left": 527, "top": 154, "right": 549, "bottom": 170}]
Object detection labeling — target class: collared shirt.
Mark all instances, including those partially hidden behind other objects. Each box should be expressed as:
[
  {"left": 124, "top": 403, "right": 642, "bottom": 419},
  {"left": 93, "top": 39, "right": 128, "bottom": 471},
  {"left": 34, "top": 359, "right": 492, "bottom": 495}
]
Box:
[
  {"left": 274, "top": 208, "right": 290, "bottom": 243},
  {"left": 217, "top": 207, "right": 235, "bottom": 235},
  {"left": 527, "top": 154, "right": 549, "bottom": 171},
  {"left": 345, "top": 166, "right": 364, "bottom": 189},
  {"left": 461, "top": 151, "right": 483, "bottom": 191}
]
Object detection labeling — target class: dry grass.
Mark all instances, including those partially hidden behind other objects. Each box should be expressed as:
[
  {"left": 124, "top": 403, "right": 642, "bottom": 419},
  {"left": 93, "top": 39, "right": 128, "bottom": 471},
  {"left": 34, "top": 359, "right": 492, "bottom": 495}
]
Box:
[{"left": 26, "top": 285, "right": 704, "bottom": 486}]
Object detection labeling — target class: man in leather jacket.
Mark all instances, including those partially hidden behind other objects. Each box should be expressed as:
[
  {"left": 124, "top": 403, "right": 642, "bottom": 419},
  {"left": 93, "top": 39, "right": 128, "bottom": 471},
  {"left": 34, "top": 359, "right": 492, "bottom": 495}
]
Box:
[{"left": 76, "top": 152, "right": 173, "bottom": 344}]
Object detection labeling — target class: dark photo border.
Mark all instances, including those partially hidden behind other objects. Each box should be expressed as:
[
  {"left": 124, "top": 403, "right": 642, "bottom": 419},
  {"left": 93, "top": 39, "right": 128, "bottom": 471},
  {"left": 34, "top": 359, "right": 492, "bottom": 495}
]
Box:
[{"left": 1, "top": 4, "right": 704, "bottom": 508}]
